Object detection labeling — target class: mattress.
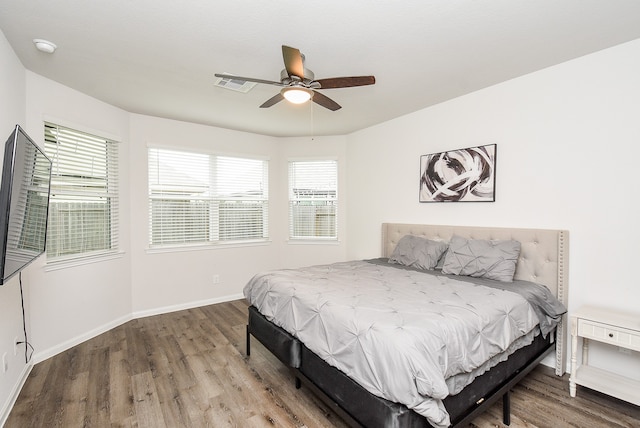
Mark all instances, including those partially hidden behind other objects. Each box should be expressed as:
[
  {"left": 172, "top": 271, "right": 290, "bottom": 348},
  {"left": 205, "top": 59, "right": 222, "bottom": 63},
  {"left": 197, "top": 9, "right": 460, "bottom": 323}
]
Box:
[{"left": 243, "top": 259, "right": 565, "bottom": 428}]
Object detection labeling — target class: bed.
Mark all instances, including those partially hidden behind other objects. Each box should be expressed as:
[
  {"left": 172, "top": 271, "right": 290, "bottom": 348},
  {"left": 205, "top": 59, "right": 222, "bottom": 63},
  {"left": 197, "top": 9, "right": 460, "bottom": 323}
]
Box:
[{"left": 244, "top": 223, "right": 569, "bottom": 427}]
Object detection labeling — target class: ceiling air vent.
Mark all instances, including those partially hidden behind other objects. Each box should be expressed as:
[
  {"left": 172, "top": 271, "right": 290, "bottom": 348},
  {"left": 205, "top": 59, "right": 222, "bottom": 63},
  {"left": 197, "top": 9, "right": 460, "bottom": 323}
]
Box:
[{"left": 214, "top": 74, "right": 257, "bottom": 93}]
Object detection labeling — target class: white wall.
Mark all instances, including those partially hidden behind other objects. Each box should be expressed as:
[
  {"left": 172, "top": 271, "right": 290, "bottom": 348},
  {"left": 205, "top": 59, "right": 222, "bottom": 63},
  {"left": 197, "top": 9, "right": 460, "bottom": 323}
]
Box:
[
  {"left": 346, "top": 39, "right": 640, "bottom": 376},
  {"left": 24, "top": 72, "right": 132, "bottom": 362},
  {"left": 127, "top": 119, "right": 350, "bottom": 317},
  {"left": 128, "top": 114, "right": 282, "bottom": 315},
  {"left": 0, "top": 29, "right": 30, "bottom": 424}
]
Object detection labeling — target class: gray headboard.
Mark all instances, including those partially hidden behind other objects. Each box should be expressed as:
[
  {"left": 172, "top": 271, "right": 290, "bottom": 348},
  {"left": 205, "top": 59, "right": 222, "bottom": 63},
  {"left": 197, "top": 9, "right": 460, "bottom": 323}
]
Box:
[{"left": 381, "top": 223, "right": 569, "bottom": 375}]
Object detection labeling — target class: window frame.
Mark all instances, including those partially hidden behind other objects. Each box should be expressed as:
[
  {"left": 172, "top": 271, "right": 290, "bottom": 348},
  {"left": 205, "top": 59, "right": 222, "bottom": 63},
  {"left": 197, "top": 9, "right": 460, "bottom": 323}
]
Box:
[
  {"left": 44, "top": 121, "right": 120, "bottom": 265},
  {"left": 147, "top": 146, "right": 270, "bottom": 250},
  {"left": 288, "top": 158, "right": 338, "bottom": 241}
]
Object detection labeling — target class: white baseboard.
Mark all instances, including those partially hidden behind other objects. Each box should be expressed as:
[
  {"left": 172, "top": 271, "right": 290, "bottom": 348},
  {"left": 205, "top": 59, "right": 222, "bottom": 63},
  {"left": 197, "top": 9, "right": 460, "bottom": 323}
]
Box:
[
  {"left": 32, "top": 313, "right": 132, "bottom": 364},
  {"left": 3, "top": 293, "right": 245, "bottom": 424},
  {"left": 0, "top": 362, "right": 33, "bottom": 427},
  {"left": 32, "top": 293, "right": 245, "bottom": 364},
  {"left": 539, "top": 352, "right": 570, "bottom": 375},
  {"left": 132, "top": 293, "right": 244, "bottom": 319}
]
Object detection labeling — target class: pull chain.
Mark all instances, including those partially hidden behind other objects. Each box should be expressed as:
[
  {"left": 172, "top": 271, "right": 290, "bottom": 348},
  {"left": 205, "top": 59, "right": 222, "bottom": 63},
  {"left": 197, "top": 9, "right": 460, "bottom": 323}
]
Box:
[{"left": 310, "top": 101, "right": 315, "bottom": 141}]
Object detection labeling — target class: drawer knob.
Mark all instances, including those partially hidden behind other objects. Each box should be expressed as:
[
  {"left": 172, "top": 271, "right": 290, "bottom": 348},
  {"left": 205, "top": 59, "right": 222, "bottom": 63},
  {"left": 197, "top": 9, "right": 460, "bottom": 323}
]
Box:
[{"left": 608, "top": 333, "right": 614, "bottom": 338}]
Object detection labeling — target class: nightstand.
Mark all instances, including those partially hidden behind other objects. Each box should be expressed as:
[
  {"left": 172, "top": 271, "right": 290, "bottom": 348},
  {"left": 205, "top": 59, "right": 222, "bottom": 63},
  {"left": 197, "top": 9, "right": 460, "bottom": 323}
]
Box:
[{"left": 569, "top": 305, "right": 640, "bottom": 405}]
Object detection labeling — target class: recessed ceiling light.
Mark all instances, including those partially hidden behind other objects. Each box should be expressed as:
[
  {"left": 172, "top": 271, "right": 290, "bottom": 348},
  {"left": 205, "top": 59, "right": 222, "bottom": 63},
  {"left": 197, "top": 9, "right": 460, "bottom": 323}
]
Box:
[{"left": 33, "top": 39, "right": 57, "bottom": 54}]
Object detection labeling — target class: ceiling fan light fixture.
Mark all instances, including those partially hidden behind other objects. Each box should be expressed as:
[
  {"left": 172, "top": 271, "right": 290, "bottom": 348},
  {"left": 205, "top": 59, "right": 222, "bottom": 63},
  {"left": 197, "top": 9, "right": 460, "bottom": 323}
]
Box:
[{"left": 281, "top": 87, "right": 312, "bottom": 104}]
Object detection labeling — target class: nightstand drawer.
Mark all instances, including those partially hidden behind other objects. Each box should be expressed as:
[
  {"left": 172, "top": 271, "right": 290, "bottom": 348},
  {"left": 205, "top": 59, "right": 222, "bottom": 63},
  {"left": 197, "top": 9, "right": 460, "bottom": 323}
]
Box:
[{"left": 578, "top": 319, "right": 640, "bottom": 351}]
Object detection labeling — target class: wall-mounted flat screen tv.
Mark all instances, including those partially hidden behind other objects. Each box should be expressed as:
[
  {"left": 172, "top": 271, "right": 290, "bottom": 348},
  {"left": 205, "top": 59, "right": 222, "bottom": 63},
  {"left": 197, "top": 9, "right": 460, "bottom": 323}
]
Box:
[{"left": 0, "top": 125, "right": 52, "bottom": 285}]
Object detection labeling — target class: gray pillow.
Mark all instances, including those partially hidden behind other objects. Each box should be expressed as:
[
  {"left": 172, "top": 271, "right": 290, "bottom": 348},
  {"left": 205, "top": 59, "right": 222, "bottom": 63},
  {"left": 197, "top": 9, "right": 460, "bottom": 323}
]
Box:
[
  {"left": 441, "top": 235, "right": 521, "bottom": 282},
  {"left": 388, "top": 235, "right": 449, "bottom": 270}
]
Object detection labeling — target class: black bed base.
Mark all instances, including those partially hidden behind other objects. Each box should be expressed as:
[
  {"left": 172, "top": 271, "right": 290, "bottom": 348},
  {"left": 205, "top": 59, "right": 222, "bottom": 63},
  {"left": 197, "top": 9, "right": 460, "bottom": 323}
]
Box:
[{"left": 246, "top": 306, "right": 554, "bottom": 428}]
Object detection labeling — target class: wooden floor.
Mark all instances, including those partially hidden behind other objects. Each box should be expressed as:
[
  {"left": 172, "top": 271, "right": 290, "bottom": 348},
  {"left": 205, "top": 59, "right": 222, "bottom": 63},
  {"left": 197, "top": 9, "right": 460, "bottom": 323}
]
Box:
[{"left": 7, "top": 300, "right": 639, "bottom": 428}]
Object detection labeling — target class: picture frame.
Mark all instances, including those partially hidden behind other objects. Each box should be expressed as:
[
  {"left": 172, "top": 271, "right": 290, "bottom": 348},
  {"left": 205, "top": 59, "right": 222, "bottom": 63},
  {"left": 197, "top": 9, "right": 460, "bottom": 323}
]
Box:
[{"left": 419, "top": 144, "right": 496, "bottom": 203}]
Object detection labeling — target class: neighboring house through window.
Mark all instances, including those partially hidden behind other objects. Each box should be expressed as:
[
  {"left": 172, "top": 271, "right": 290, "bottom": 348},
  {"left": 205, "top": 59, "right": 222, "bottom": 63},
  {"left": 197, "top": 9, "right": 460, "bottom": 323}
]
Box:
[
  {"left": 288, "top": 159, "right": 337, "bottom": 240},
  {"left": 148, "top": 147, "right": 269, "bottom": 247}
]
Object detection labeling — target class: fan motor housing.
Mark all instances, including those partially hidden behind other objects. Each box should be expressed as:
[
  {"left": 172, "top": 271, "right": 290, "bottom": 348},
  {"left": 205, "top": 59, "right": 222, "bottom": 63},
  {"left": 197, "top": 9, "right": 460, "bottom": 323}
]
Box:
[{"left": 280, "top": 68, "right": 315, "bottom": 82}]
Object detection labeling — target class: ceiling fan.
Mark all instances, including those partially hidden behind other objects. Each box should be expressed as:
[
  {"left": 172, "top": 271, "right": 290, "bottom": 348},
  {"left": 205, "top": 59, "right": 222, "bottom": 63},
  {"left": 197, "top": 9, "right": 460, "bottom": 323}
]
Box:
[{"left": 215, "top": 45, "right": 375, "bottom": 111}]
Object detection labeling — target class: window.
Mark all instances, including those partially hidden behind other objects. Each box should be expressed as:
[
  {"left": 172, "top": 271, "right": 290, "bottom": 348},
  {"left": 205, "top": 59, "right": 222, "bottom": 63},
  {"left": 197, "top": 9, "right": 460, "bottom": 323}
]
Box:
[
  {"left": 44, "top": 122, "right": 119, "bottom": 261},
  {"left": 148, "top": 147, "right": 268, "bottom": 247},
  {"left": 288, "top": 160, "right": 337, "bottom": 240}
]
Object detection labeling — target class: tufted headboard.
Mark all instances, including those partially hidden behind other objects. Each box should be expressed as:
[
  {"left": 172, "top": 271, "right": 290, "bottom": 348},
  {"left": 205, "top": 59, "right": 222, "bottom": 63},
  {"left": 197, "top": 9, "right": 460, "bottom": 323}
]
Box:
[{"left": 381, "top": 223, "right": 569, "bottom": 375}]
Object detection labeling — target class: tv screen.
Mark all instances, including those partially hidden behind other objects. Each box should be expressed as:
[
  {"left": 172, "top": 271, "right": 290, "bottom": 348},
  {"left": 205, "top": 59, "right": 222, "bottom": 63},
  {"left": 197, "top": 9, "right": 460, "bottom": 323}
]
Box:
[{"left": 0, "top": 125, "right": 52, "bottom": 285}]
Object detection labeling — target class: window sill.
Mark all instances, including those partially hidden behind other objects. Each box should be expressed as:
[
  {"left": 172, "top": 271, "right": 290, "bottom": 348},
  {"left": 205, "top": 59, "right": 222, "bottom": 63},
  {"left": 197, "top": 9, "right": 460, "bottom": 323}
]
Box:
[
  {"left": 45, "top": 251, "right": 125, "bottom": 272},
  {"left": 287, "top": 239, "right": 341, "bottom": 245},
  {"left": 146, "top": 239, "right": 272, "bottom": 254}
]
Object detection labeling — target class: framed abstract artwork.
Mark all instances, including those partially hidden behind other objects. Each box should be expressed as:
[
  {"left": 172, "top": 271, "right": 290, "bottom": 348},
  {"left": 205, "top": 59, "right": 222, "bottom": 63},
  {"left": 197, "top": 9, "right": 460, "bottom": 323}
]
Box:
[{"left": 419, "top": 144, "right": 496, "bottom": 202}]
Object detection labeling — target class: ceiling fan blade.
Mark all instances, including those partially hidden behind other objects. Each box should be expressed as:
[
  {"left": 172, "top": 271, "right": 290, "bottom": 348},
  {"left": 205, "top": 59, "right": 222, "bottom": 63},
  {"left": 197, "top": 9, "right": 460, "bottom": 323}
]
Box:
[
  {"left": 316, "top": 76, "right": 376, "bottom": 89},
  {"left": 311, "top": 91, "right": 341, "bottom": 111},
  {"left": 259, "top": 93, "right": 284, "bottom": 108},
  {"left": 282, "top": 45, "right": 305, "bottom": 79},
  {"left": 215, "top": 73, "right": 284, "bottom": 86}
]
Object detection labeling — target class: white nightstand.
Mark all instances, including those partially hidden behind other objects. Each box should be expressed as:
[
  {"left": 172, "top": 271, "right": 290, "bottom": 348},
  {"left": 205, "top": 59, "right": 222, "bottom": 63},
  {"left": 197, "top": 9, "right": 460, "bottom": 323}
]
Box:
[{"left": 569, "top": 305, "right": 640, "bottom": 405}]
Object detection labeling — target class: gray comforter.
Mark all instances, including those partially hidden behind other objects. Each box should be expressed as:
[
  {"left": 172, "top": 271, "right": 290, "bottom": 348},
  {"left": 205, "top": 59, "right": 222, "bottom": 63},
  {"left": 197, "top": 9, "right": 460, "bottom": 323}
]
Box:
[{"left": 243, "top": 260, "right": 565, "bottom": 427}]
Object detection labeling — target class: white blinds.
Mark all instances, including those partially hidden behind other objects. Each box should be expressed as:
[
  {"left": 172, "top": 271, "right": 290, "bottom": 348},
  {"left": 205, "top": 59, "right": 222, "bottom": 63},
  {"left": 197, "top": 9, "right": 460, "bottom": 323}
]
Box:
[
  {"left": 148, "top": 147, "right": 269, "bottom": 247},
  {"left": 288, "top": 160, "right": 337, "bottom": 239},
  {"left": 44, "top": 122, "right": 119, "bottom": 260}
]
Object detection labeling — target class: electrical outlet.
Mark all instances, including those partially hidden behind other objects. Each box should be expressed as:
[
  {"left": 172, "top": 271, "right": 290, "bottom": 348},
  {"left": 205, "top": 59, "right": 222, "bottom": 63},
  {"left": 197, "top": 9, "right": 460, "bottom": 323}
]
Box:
[
  {"left": 212, "top": 274, "right": 220, "bottom": 284},
  {"left": 2, "top": 352, "right": 7, "bottom": 373},
  {"left": 14, "top": 336, "right": 19, "bottom": 356}
]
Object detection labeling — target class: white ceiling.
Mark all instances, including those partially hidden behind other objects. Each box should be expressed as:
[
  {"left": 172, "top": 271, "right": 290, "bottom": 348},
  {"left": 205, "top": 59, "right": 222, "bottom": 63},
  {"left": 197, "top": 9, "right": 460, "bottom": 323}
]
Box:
[{"left": 2, "top": 0, "right": 640, "bottom": 137}]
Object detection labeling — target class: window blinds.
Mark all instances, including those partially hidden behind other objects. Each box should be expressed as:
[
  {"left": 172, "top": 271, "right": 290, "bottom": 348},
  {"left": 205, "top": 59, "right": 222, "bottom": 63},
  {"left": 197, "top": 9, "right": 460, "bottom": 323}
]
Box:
[
  {"left": 148, "top": 147, "right": 269, "bottom": 247},
  {"left": 44, "top": 122, "right": 119, "bottom": 260},
  {"left": 288, "top": 160, "right": 337, "bottom": 239}
]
